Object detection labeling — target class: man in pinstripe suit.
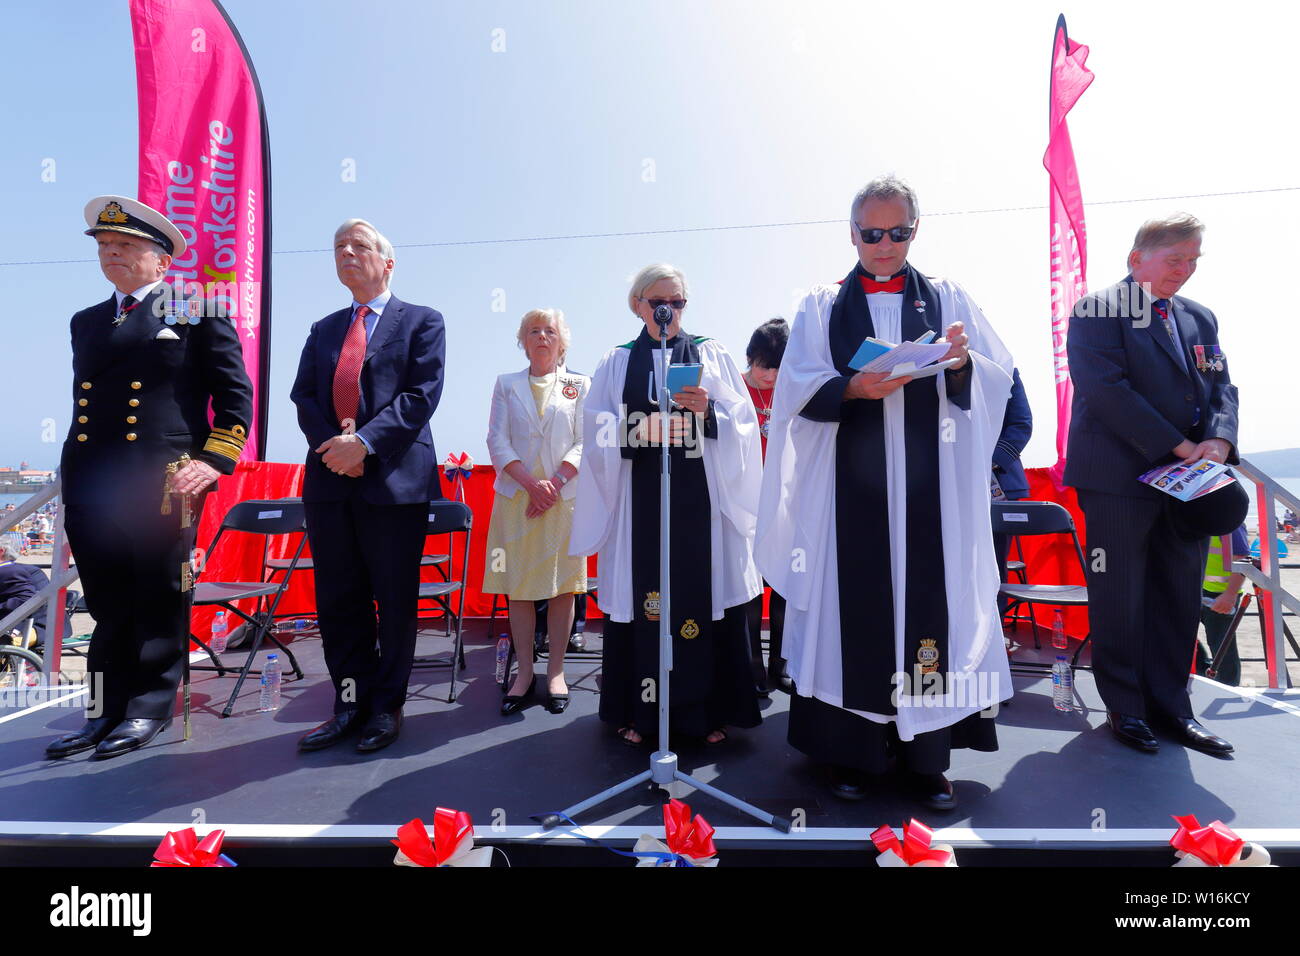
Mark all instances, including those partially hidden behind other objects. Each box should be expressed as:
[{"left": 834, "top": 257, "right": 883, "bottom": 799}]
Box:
[{"left": 1065, "top": 213, "right": 1238, "bottom": 757}]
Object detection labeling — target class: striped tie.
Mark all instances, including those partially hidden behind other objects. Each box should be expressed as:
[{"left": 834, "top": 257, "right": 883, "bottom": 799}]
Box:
[
  {"left": 1153, "top": 299, "right": 1176, "bottom": 343},
  {"left": 332, "top": 305, "right": 370, "bottom": 429}
]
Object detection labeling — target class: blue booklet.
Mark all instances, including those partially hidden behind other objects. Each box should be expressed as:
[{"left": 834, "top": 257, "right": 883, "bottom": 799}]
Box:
[{"left": 666, "top": 363, "right": 703, "bottom": 393}]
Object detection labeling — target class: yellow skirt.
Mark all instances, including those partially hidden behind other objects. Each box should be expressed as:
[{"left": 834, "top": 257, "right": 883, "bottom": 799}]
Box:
[{"left": 482, "top": 473, "right": 587, "bottom": 601}]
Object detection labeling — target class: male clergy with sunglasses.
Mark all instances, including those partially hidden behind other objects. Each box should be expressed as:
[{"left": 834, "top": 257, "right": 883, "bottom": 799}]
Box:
[
  {"left": 291, "top": 219, "right": 445, "bottom": 754},
  {"left": 756, "top": 175, "right": 1014, "bottom": 810}
]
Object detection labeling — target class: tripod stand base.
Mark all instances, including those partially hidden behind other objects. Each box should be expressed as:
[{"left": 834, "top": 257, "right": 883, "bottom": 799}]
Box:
[{"left": 534, "top": 749, "right": 792, "bottom": 834}]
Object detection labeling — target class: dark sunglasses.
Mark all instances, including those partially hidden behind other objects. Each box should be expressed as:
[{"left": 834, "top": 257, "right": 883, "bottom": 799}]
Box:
[
  {"left": 856, "top": 224, "right": 915, "bottom": 244},
  {"left": 642, "top": 297, "right": 688, "bottom": 310}
]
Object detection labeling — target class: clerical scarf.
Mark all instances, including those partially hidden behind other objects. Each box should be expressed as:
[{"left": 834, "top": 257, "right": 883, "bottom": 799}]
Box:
[
  {"left": 619, "top": 328, "right": 716, "bottom": 710},
  {"left": 829, "top": 263, "right": 949, "bottom": 713}
]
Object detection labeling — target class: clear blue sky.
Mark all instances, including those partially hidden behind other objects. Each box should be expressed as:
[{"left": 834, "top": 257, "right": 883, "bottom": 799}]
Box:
[{"left": 3, "top": 0, "right": 1297, "bottom": 471}]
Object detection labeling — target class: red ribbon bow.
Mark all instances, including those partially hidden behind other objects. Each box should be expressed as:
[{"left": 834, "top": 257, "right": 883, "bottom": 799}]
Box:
[
  {"left": 663, "top": 799, "right": 716, "bottom": 861},
  {"left": 392, "top": 807, "right": 475, "bottom": 867},
  {"left": 1170, "top": 815, "right": 1245, "bottom": 867},
  {"left": 150, "top": 828, "right": 236, "bottom": 867},
  {"left": 870, "top": 819, "right": 953, "bottom": 866}
]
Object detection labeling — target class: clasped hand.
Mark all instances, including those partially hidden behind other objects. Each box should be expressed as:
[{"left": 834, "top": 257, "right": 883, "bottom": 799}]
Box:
[
  {"left": 170, "top": 459, "right": 221, "bottom": 496},
  {"left": 525, "top": 477, "right": 559, "bottom": 518},
  {"left": 317, "top": 433, "right": 367, "bottom": 477}
]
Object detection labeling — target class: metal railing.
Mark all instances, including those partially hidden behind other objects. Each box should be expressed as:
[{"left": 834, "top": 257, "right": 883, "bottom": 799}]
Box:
[
  {"left": 0, "top": 476, "right": 76, "bottom": 679},
  {"left": 1230, "top": 457, "right": 1298, "bottom": 691}
]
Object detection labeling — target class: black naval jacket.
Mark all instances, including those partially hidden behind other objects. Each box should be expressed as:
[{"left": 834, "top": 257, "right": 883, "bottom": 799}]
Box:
[{"left": 60, "top": 285, "right": 253, "bottom": 502}]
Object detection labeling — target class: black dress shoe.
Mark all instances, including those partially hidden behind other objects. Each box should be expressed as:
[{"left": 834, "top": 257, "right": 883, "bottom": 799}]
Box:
[
  {"left": 828, "top": 764, "right": 868, "bottom": 801},
  {"left": 94, "top": 717, "right": 172, "bottom": 759},
  {"left": 1157, "top": 716, "right": 1234, "bottom": 757},
  {"left": 298, "top": 710, "right": 367, "bottom": 752},
  {"left": 357, "top": 711, "right": 402, "bottom": 753},
  {"left": 908, "top": 772, "right": 958, "bottom": 812},
  {"left": 768, "top": 668, "right": 795, "bottom": 695},
  {"left": 545, "top": 690, "right": 570, "bottom": 714},
  {"left": 46, "top": 716, "right": 119, "bottom": 759},
  {"left": 501, "top": 677, "right": 536, "bottom": 716},
  {"left": 1107, "top": 712, "right": 1159, "bottom": 753}
]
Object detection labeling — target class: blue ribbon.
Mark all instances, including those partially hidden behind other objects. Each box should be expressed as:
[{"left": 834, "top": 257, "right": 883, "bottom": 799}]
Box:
[{"left": 539, "top": 811, "right": 694, "bottom": 867}]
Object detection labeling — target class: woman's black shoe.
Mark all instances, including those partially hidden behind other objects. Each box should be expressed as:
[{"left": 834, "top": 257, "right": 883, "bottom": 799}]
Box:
[
  {"left": 501, "top": 677, "right": 536, "bottom": 716},
  {"left": 545, "top": 693, "right": 570, "bottom": 714}
]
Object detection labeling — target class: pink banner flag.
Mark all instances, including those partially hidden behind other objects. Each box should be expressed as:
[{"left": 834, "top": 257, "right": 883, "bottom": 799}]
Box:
[
  {"left": 1043, "top": 14, "right": 1093, "bottom": 489},
  {"left": 131, "top": 0, "right": 272, "bottom": 460}
]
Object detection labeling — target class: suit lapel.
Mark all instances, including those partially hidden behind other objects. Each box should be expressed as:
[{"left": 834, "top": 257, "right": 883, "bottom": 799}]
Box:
[
  {"left": 364, "top": 295, "right": 403, "bottom": 363},
  {"left": 322, "top": 306, "right": 352, "bottom": 372},
  {"left": 1170, "top": 297, "right": 1199, "bottom": 377},
  {"left": 1132, "top": 280, "right": 1189, "bottom": 379},
  {"left": 74, "top": 296, "right": 120, "bottom": 380},
  {"left": 514, "top": 370, "right": 541, "bottom": 432},
  {"left": 79, "top": 288, "right": 169, "bottom": 380},
  {"left": 540, "top": 367, "right": 573, "bottom": 431},
  {"left": 117, "top": 286, "right": 169, "bottom": 353}
]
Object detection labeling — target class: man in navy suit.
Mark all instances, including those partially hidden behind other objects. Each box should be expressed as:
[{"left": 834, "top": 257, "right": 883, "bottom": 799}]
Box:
[
  {"left": 1066, "top": 213, "right": 1238, "bottom": 757},
  {"left": 291, "top": 219, "right": 445, "bottom": 753}
]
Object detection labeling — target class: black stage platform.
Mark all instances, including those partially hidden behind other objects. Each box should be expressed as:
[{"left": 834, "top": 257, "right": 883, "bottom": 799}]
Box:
[{"left": 1, "top": 622, "right": 1297, "bottom": 866}]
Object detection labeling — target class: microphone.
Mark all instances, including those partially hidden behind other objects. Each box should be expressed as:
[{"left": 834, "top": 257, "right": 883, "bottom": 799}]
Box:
[{"left": 652, "top": 304, "right": 674, "bottom": 329}]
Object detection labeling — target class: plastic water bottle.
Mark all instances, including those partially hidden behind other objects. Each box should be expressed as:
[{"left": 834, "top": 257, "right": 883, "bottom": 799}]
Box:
[
  {"left": 494, "top": 635, "right": 511, "bottom": 685},
  {"left": 1051, "top": 655, "right": 1074, "bottom": 712},
  {"left": 258, "top": 653, "right": 281, "bottom": 712},
  {"left": 1051, "top": 608, "right": 1067, "bottom": 650},
  {"left": 210, "top": 611, "right": 228, "bottom": 654}
]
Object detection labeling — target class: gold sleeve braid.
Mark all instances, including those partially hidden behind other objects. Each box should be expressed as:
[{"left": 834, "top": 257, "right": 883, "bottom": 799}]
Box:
[{"left": 203, "top": 423, "right": 248, "bottom": 464}]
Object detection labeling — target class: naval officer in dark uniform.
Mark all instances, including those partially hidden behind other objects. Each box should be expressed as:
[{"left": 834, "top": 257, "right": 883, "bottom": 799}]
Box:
[{"left": 46, "top": 196, "right": 253, "bottom": 759}]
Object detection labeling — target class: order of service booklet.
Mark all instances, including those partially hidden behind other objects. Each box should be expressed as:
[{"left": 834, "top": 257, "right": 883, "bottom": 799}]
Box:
[{"left": 1138, "top": 459, "right": 1237, "bottom": 501}]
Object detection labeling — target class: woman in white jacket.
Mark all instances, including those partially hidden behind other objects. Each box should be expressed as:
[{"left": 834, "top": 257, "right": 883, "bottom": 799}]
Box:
[{"left": 483, "top": 309, "right": 589, "bottom": 715}]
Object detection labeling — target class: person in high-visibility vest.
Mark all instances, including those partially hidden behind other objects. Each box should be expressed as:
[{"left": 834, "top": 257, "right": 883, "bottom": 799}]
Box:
[{"left": 1195, "top": 524, "right": 1250, "bottom": 685}]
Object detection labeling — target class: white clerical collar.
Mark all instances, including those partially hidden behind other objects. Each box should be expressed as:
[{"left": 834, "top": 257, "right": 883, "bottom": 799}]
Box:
[{"left": 115, "top": 280, "right": 164, "bottom": 309}]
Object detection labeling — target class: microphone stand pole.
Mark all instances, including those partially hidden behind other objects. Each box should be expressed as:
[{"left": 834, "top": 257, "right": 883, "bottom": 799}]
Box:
[{"left": 537, "top": 307, "right": 790, "bottom": 834}]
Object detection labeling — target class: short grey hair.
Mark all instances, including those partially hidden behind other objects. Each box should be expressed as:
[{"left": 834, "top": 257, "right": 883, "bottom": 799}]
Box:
[
  {"left": 850, "top": 174, "right": 920, "bottom": 223},
  {"left": 0, "top": 541, "right": 20, "bottom": 562},
  {"left": 516, "top": 308, "right": 572, "bottom": 360},
  {"left": 1130, "top": 213, "right": 1204, "bottom": 260},
  {"left": 334, "top": 218, "right": 394, "bottom": 261},
  {"left": 628, "top": 263, "right": 690, "bottom": 316}
]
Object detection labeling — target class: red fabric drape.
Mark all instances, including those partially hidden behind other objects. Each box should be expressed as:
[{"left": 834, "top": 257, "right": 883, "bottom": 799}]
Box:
[
  {"left": 189, "top": 462, "right": 601, "bottom": 642},
  {"left": 1015, "top": 467, "right": 1090, "bottom": 640},
  {"left": 189, "top": 463, "right": 1084, "bottom": 639}
]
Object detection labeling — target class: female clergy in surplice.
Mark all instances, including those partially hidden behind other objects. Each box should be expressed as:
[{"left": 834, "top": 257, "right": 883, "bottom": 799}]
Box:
[
  {"left": 569, "top": 263, "right": 762, "bottom": 747},
  {"left": 755, "top": 177, "right": 1015, "bottom": 810}
]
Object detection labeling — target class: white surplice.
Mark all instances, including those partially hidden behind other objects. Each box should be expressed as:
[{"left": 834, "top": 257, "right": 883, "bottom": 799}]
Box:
[
  {"left": 754, "top": 279, "right": 1015, "bottom": 740},
  {"left": 569, "top": 336, "right": 763, "bottom": 622}
]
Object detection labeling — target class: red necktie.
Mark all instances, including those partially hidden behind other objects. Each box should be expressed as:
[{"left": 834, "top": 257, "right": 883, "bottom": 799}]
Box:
[
  {"left": 859, "top": 274, "right": 905, "bottom": 294},
  {"left": 332, "top": 305, "right": 370, "bottom": 428}
]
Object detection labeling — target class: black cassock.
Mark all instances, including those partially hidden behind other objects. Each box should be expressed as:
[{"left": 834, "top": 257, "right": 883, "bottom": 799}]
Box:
[{"left": 598, "top": 328, "right": 760, "bottom": 739}]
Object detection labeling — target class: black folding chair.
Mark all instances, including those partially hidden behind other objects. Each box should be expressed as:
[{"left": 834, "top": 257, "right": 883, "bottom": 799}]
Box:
[
  {"left": 991, "top": 500, "right": 1090, "bottom": 676},
  {"left": 260, "top": 498, "right": 450, "bottom": 638},
  {"left": 1001, "top": 536, "right": 1041, "bottom": 640},
  {"left": 187, "top": 499, "right": 308, "bottom": 720},
  {"left": 411, "top": 499, "right": 472, "bottom": 702}
]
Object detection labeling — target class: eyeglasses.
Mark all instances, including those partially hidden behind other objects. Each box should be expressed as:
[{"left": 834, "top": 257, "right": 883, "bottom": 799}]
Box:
[
  {"left": 855, "top": 224, "right": 915, "bottom": 244},
  {"left": 640, "top": 297, "right": 688, "bottom": 310}
]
